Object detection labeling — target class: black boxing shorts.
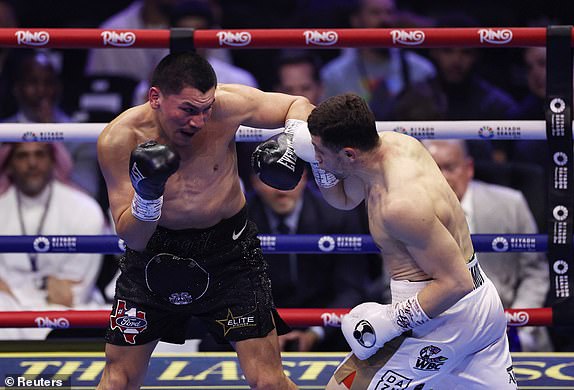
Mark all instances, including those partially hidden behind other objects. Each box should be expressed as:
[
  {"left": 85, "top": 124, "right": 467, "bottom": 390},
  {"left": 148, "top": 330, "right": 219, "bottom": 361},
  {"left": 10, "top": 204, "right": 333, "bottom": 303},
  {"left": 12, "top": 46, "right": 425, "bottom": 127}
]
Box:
[{"left": 105, "top": 205, "right": 290, "bottom": 346}]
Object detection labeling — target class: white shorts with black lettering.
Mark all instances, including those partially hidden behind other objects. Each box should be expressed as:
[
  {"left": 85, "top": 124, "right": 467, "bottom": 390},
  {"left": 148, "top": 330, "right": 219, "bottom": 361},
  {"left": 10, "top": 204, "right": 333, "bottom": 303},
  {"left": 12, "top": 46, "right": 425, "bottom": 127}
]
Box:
[{"left": 334, "top": 259, "right": 517, "bottom": 390}]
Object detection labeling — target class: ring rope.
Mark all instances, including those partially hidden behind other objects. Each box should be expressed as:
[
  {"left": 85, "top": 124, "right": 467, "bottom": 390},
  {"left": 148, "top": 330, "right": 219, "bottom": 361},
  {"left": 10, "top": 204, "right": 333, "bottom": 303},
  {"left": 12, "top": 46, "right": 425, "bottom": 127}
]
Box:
[
  {"left": 0, "top": 120, "right": 552, "bottom": 143},
  {"left": 0, "top": 234, "right": 552, "bottom": 254},
  {"left": 0, "top": 307, "right": 555, "bottom": 328},
  {"left": 0, "top": 27, "right": 554, "bottom": 49}
]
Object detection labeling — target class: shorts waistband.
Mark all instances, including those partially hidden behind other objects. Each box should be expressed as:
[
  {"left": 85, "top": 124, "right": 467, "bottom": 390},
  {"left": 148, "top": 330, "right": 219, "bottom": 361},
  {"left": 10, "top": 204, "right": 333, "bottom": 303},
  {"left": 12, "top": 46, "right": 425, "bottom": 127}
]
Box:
[
  {"left": 141, "top": 205, "right": 250, "bottom": 257},
  {"left": 467, "top": 253, "right": 484, "bottom": 290}
]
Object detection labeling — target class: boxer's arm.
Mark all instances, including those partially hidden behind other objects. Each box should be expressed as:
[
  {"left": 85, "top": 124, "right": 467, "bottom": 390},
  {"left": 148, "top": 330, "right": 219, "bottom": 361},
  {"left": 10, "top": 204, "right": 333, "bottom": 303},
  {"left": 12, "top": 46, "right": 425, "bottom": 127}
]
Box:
[
  {"left": 314, "top": 174, "right": 365, "bottom": 211},
  {"left": 383, "top": 191, "right": 475, "bottom": 317},
  {"left": 97, "top": 124, "right": 158, "bottom": 251},
  {"left": 218, "top": 84, "right": 314, "bottom": 128}
]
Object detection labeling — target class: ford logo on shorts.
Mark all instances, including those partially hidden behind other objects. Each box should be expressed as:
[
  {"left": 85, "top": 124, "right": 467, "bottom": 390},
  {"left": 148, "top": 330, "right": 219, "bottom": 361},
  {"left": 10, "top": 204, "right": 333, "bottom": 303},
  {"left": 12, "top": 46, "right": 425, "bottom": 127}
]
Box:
[{"left": 116, "top": 316, "right": 147, "bottom": 328}]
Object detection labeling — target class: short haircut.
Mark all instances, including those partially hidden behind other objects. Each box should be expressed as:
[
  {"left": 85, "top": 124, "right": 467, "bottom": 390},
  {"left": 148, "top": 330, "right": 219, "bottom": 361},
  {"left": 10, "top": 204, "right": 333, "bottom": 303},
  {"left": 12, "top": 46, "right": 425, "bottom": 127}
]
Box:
[
  {"left": 151, "top": 51, "right": 217, "bottom": 95},
  {"left": 308, "top": 93, "right": 380, "bottom": 152}
]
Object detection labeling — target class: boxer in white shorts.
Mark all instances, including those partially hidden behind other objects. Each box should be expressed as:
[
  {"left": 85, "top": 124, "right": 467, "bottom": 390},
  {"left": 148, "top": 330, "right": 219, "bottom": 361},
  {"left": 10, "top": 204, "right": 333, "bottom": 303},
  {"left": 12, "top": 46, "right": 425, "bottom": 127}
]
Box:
[
  {"left": 294, "top": 93, "right": 517, "bottom": 389},
  {"left": 329, "top": 255, "right": 516, "bottom": 389}
]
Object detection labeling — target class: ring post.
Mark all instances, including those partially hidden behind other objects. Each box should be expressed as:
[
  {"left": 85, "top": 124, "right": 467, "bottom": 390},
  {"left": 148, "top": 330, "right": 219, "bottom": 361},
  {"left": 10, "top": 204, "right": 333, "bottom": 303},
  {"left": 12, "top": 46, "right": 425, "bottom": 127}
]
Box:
[
  {"left": 545, "top": 25, "right": 574, "bottom": 304},
  {"left": 170, "top": 27, "right": 195, "bottom": 53}
]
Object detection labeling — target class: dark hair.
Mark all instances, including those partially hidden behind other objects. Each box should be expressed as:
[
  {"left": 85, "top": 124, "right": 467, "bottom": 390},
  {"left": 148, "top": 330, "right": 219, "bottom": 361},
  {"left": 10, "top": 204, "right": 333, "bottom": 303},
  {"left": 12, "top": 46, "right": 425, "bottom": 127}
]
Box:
[
  {"left": 308, "top": 93, "right": 380, "bottom": 152},
  {"left": 274, "top": 49, "right": 322, "bottom": 83},
  {"left": 151, "top": 51, "right": 217, "bottom": 95}
]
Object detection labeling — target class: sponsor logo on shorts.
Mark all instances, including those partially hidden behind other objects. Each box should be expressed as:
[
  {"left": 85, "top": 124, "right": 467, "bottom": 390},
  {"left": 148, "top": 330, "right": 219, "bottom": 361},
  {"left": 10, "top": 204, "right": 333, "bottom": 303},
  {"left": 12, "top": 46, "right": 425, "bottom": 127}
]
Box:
[
  {"left": 110, "top": 300, "right": 148, "bottom": 344},
  {"left": 413, "top": 345, "right": 448, "bottom": 371},
  {"left": 232, "top": 220, "right": 248, "bottom": 240},
  {"left": 216, "top": 308, "right": 257, "bottom": 336},
  {"left": 374, "top": 370, "right": 412, "bottom": 389},
  {"left": 506, "top": 310, "right": 529, "bottom": 326}
]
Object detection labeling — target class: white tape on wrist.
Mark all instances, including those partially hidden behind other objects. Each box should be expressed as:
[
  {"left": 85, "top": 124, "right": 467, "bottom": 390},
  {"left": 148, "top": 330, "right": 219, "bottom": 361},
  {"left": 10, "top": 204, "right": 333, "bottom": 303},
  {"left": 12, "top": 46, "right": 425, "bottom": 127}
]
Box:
[
  {"left": 131, "top": 192, "right": 163, "bottom": 222},
  {"left": 393, "top": 294, "right": 430, "bottom": 330},
  {"left": 311, "top": 161, "right": 339, "bottom": 188},
  {"left": 288, "top": 118, "right": 316, "bottom": 162}
]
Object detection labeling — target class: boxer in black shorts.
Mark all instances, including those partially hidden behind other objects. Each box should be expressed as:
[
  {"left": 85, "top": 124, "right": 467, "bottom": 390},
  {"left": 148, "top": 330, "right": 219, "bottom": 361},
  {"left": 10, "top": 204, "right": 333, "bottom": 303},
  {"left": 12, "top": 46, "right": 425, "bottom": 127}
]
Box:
[
  {"left": 106, "top": 206, "right": 289, "bottom": 346},
  {"left": 97, "top": 51, "right": 314, "bottom": 390}
]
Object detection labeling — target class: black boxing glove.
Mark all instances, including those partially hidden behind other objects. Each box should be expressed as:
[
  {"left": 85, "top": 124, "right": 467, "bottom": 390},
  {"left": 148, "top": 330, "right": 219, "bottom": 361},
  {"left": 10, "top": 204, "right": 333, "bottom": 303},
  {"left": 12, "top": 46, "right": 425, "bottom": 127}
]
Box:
[
  {"left": 129, "top": 140, "right": 180, "bottom": 221},
  {"left": 251, "top": 129, "right": 305, "bottom": 191}
]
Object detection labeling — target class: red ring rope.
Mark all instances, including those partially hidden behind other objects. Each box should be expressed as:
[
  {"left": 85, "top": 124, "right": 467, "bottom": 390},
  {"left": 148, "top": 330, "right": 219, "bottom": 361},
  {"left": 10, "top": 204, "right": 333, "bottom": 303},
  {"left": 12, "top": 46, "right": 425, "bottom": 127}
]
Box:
[
  {"left": 0, "top": 308, "right": 553, "bottom": 329},
  {"left": 0, "top": 27, "right": 558, "bottom": 49}
]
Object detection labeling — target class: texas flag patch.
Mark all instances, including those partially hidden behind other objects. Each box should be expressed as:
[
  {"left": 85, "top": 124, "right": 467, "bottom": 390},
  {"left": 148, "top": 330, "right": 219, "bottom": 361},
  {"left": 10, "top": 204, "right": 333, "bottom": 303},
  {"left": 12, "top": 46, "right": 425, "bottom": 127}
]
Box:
[{"left": 110, "top": 300, "right": 148, "bottom": 344}]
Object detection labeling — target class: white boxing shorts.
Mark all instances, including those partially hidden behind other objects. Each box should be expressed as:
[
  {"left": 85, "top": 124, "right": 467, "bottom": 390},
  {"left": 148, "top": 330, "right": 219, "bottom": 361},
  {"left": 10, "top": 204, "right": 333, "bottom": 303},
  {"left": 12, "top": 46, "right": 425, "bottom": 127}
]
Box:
[{"left": 334, "top": 255, "right": 517, "bottom": 390}]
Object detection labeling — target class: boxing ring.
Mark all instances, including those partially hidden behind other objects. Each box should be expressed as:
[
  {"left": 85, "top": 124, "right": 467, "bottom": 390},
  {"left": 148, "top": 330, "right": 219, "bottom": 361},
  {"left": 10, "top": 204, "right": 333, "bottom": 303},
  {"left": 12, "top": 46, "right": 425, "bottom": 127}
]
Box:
[{"left": 1, "top": 26, "right": 574, "bottom": 388}]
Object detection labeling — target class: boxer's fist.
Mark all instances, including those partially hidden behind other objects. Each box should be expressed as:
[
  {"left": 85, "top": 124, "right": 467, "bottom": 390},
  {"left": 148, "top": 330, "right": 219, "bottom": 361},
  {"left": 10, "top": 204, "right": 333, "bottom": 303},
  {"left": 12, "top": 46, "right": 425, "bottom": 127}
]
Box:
[
  {"left": 251, "top": 133, "right": 304, "bottom": 191},
  {"left": 342, "top": 302, "right": 403, "bottom": 360},
  {"left": 129, "top": 141, "right": 180, "bottom": 200}
]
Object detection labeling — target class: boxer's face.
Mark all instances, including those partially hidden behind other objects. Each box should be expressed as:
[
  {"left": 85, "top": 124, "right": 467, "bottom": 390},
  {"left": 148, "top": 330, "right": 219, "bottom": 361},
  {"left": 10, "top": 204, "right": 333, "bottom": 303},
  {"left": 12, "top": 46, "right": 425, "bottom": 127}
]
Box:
[
  {"left": 7, "top": 143, "right": 54, "bottom": 197},
  {"left": 151, "top": 86, "right": 215, "bottom": 145},
  {"left": 311, "top": 136, "right": 346, "bottom": 178}
]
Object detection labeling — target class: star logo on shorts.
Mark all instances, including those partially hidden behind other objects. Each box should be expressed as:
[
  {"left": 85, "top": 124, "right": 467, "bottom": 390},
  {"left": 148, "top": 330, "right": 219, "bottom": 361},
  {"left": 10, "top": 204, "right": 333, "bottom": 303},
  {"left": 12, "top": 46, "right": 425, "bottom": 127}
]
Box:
[{"left": 216, "top": 308, "right": 257, "bottom": 336}]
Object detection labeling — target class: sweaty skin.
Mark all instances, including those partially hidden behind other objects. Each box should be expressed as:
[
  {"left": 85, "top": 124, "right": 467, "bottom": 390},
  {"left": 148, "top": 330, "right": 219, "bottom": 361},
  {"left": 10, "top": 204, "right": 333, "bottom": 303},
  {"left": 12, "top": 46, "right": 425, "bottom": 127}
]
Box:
[
  {"left": 98, "top": 83, "right": 313, "bottom": 251},
  {"left": 312, "top": 131, "right": 475, "bottom": 318}
]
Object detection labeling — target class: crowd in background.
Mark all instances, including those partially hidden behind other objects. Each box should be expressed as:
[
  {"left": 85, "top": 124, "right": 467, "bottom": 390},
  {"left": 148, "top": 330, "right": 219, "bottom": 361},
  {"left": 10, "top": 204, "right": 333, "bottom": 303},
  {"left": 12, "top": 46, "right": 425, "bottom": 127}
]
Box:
[{"left": 0, "top": 0, "right": 572, "bottom": 351}]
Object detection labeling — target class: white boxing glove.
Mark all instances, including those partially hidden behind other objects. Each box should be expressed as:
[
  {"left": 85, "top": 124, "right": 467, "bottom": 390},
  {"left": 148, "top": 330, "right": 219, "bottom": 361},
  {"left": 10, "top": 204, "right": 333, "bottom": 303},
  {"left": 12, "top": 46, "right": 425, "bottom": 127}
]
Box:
[
  {"left": 342, "top": 296, "right": 430, "bottom": 360},
  {"left": 287, "top": 119, "right": 316, "bottom": 162}
]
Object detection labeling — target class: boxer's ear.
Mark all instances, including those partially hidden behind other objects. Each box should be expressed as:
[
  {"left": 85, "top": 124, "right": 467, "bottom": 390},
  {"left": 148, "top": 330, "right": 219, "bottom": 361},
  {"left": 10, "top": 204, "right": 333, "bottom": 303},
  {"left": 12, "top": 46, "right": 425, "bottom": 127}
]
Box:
[{"left": 149, "top": 87, "right": 160, "bottom": 109}]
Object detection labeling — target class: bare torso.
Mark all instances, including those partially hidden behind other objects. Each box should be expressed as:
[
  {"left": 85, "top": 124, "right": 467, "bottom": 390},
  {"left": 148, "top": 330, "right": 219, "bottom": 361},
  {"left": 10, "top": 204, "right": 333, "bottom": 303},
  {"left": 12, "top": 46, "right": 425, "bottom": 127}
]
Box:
[
  {"left": 365, "top": 133, "right": 474, "bottom": 281},
  {"left": 99, "top": 86, "right": 250, "bottom": 230}
]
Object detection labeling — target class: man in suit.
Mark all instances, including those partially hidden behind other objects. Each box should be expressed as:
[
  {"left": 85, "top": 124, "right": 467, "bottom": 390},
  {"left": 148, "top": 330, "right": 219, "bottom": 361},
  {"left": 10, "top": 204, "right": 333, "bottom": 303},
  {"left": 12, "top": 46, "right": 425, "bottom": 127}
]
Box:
[
  {"left": 248, "top": 169, "right": 371, "bottom": 351},
  {"left": 424, "top": 139, "right": 552, "bottom": 351}
]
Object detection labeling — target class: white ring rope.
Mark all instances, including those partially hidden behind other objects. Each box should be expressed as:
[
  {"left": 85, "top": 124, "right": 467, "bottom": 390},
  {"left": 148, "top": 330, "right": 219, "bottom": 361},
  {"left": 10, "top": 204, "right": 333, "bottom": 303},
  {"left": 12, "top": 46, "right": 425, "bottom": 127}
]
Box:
[{"left": 0, "top": 120, "right": 550, "bottom": 143}]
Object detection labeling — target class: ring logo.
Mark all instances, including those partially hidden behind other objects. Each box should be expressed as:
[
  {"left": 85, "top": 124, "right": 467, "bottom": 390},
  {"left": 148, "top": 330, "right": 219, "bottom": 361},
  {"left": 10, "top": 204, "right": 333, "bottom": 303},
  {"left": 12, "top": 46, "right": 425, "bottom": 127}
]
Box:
[
  {"left": 478, "top": 29, "right": 513, "bottom": 44},
  {"left": 413, "top": 345, "right": 448, "bottom": 371},
  {"left": 304, "top": 30, "right": 338, "bottom": 46},
  {"left": 318, "top": 236, "right": 335, "bottom": 252},
  {"left": 216, "top": 31, "right": 251, "bottom": 47},
  {"left": 505, "top": 311, "right": 529, "bottom": 326},
  {"left": 216, "top": 308, "right": 257, "bottom": 336},
  {"left": 491, "top": 237, "right": 509, "bottom": 252},
  {"left": 478, "top": 126, "right": 494, "bottom": 139},
  {"left": 390, "top": 30, "right": 425, "bottom": 45},
  {"left": 321, "top": 312, "right": 343, "bottom": 327},
  {"left": 34, "top": 317, "right": 70, "bottom": 329},
  {"left": 15, "top": 30, "right": 49, "bottom": 46},
  {"left": 33, "top": 237, "right": 50, "bottom": 252},
  {"left": 101, "top": 31, "right": 136, "bottom": 47}
]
